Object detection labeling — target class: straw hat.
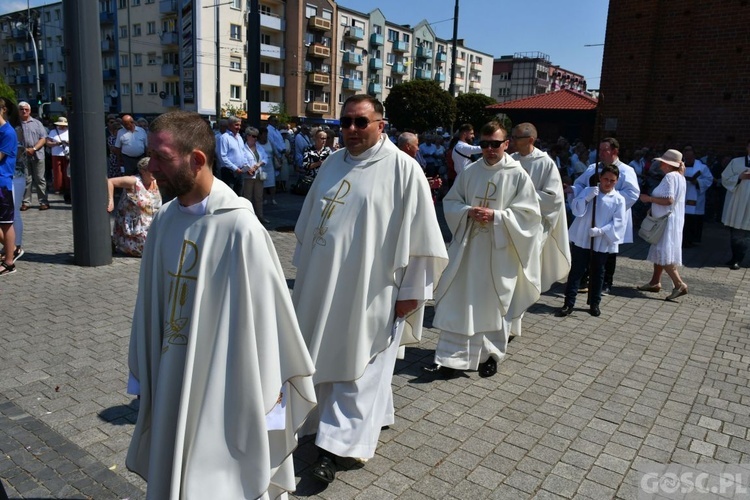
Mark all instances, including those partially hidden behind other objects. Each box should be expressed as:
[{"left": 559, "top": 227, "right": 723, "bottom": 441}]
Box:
[
  {"left": 54, "top": 117, "right": 68, "bottom": 127},
  {"left": 653, "top": 149, "right": 683, "bottom": 168}
]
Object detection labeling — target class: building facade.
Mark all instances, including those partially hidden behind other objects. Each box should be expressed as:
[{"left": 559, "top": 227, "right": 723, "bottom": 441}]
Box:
[{"left": 491, "top": 52, "right": 586, "bottom": 104}]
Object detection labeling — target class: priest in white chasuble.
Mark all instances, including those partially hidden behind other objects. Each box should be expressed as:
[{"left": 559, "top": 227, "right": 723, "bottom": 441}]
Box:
[
  {"left": 509, "top": 122, "right": 571, "bottom": 336},
  {"left": 425, "top": 121, "right": 542, "bottom": 379},
  {"left": 293, "top": 95, "right": 448, "bottom": 485},
  {"left": 126, "top": 112, "right": 316, "bottom": 500}
]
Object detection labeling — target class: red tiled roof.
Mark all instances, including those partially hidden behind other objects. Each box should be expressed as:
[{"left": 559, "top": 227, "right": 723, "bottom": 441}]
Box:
[{"left": 486, "top": 89, "right": 598, "bottom": 111}]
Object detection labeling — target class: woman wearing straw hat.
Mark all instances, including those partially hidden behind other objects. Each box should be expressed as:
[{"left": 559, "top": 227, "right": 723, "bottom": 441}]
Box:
[
  {"left": 47, "top": 116, "right": 71, "bottom": 203},
  {"left": 637, "top": 149, "right": 688, "bottom": 300}
]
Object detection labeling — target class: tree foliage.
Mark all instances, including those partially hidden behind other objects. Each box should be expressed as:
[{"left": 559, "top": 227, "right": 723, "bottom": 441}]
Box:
[
  {"left": 384, "top": 80, "right": 456, "bottom": 132},
  {"left": 454, "top": 93, "right": 498, "bottom": 133},
  {"left": 0, "top": 75, "right": 16, "bottom": 104}
]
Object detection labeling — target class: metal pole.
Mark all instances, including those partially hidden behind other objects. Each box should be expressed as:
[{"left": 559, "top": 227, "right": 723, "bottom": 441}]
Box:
[
  {"left": 448, "top": 0, "right": 459, "bottom": 97},
  {"left": 216, "top": 4, "right": 221, "bottom": 119},
  {"left": 62, "top": 0, "right": 112, "bottom": 266},
  {"left": 246, "top": 0, "right": 260, "bottom": 127}
]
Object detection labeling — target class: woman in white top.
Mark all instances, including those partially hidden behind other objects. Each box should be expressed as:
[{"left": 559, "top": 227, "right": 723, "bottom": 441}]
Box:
[
  {"left": 241, "top": 126, "right": 269, "bottom": 224},
  {"left": 637, "top": 149, "right": 688, "bottom": 300},
  {"left": 257, "top": 126, "right": 278, "bottom": 205}
]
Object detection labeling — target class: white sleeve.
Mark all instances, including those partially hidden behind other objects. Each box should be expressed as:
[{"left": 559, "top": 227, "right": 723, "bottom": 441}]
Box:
[{"left": 397, "top": 256, "right": 434, "bottom": 300}]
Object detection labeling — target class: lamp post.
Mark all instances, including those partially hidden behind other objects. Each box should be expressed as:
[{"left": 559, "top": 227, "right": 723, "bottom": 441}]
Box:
[{"left": 16, "top": 20, "right": 42, "bottom": 104}]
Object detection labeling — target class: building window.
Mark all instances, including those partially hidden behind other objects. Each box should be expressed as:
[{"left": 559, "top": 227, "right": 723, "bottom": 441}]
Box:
[
  {"left": 44, "top": 11, "right": 51, "bottom": 22},
  {"left": 147, "top": 21, "right": 156, "bottom": 35},
  {"left": 340, "top": 15, "right": 348, "bottom": 26},
  {"left": 387, "top": 53, "right": 395, "bottom": 65},
  {"left": 231, "top": 0, "right": 241, "bottom": 8},
  {"left": 260, "top": 90, "right": 270, "bottom": 101},
  {"left": 403, "top": 33, "right": 410, "bottom": 44},
  {"left": 145, "top": 0, "right": 154, "bottom": 3},
  {"left": 260, "top": 61, "right": 270, "bottom": 73},
  {"left": 305, "top": 89, "right": 313, "bottom": 102},
  {"left": 259, "top": 4, "right": 271, "bottom": 15},
  {"left": 55, "top": 9, "right": 61, "bottom": 19},
  {"left": 230, "top": 85, "right": 241, "bottom": 100},
  {"left": 134, "top": 83, "right": 143, "bottom": 95},
  {"left": 122, "top": 83, "right": 130, "bottom": 95},
  {"left": 120, "top": 54, "right": 129, "bottom": 67},
  {"left": 322, "top": 9, "right": 333, "bottom": 20},
  {"left": 387, "top": 29, "right": 398, "bottom": 42},
  {"left": 305, "top": 5, "right": 317, "bottom": 18},
  {"left": 133, "top": 53, "right": 142, "bottom": 66},
  {"left": 118, "top": 0, "right": 127, "bottom": 8},
  {"left": 260, "top": 33, "right": 271, "bottom": 45},
  {"left": 132, "top": 24, "right": 141, "bottom": 37},
  {"left": 230, "top": 24, "right": 241, "bottom": 40},
  {"left": 132, "top": 0, "right": 140, "bottom": 5},
  {"left": 322, "top": 92, "right": 330, "bottom": 103},
  {"left": 147, "top": 52, "right": 157, "bottom": 65},
  {"left": 338, "top": 93, "right": 343, "bottom": 104},
  {"left": 230, "top": 58, "right": 241, "bottom": 71},
  {"left": 149, "top": 82, "right": 158, "bottom": 94},
  {"left": 119, "top": 25, "right": 128, "bottom": 38},
  {"left": 321, "top": 63, "right": 330, "bottom": 73},
  {"left": 373, "top": 24, "right": 382, "bottom": 35},
  {"left": 386, "top": 76, "right": 393, "bottom": 88}
]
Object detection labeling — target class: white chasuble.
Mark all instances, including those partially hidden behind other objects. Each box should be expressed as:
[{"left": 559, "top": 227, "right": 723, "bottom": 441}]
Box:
[
  {"left": 293, "top": 136, "right": 448, "bottom": 385},
  {"left": 127, "top": 180, "right": 316, "bottom": 500},
  {"left": 433, "top": 155, "right": 542, "bottom": 336},
  {"left": 722, "top": 156, "right": 750, "bottom": 230},
  {"left": 512, "top": 148, "right": 571, "bottom": 291}
]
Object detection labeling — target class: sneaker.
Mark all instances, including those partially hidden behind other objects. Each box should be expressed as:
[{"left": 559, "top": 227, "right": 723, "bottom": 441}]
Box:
[
  {"left": 271, "top": 199, "right": 278, "bottom": 205},
  {"left": 14, "top": 246, "right": 24, "bottom": 261},
  {"left": 601, "top": 284, "right": 612, "bottom": 295}
]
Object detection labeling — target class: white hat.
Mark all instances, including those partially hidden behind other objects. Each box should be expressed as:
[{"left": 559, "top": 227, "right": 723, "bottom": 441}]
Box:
[
  {"left": 54, "top": 117, "right": 68, "bottom": 126},
  {"left": 653, "top": 149, "right": 683, "bottom": 168}
]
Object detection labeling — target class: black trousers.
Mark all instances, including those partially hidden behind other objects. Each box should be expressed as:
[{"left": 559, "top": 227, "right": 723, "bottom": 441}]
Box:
[
  {"left": 565, "top": 245, "right": 611, "bottom": 309},
  {"left": 729, "top": 227, "right": 750, "bottom": 265},
  {"left": 581, "top": 252, "right": 616, "bottom": 287},
  {"left": 220, "top": 167, "right": 241, "bottom": 195},
  {"left": 683, "top": 213, "right": 704, "bottom": 244}
]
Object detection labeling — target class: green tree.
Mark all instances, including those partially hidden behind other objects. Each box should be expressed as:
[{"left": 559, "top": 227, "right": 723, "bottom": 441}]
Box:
[
  {"left": 268, "top": 102, "right": 292, "bottom": 125},
  {"left": 454, "top": 93, "right": 498, "bottom": 133},
  {"left": 0, "top": 75, "right": 17, "bottom": 104},
  {"left": 384, "top": 80, "right": 456, "bottom": 132}
]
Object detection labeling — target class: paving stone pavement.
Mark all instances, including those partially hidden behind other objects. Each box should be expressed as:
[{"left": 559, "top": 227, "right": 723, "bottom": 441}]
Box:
[{"left": 1, "top": 190, "right": 749, "bottom": 499}]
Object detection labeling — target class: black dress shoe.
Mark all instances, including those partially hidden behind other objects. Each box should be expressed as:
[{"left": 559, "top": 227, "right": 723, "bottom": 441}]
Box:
[
  {"left": 422, "top": 363, "right": 457, "bottom": 377},
  {"left": 555, "top": 305, "right": 573, "bottom": 317},
  {"left": 311, "top": 455, "right": 336, "bottom": 484},
  {"left": 478, "top": 357, "right": 497, "bottom": 378},
  {"left": 589, "top": 305, "right": 601, "bottom": 317},
  {"left": 730, "top": 262, "right": 741, "bottom": 270}
]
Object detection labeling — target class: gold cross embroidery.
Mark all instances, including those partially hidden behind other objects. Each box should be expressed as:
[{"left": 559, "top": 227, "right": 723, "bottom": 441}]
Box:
[
  {"left": 313, "top": 180, "right": 351, "bottom": 247},
  {"left": 163, "top": 239, "right": 199, "bottom": 352},
  {"left": 471, "top": 181, "right": 497, "bottom": 238}
]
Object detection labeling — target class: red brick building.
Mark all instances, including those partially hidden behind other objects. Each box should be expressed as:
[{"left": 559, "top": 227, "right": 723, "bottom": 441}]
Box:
[{"left": 600, "top": 0, "right": 750, "bottom": 155}]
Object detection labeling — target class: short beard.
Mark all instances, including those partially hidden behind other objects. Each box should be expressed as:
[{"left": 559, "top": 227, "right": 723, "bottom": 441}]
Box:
[{"left": 160, "top": 162, "right": 195, "bottom": 200}]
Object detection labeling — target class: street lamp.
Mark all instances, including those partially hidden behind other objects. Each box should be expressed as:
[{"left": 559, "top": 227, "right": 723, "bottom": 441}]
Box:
[{"left": 15, "top": 20, "right": 42, "bottom": 103}]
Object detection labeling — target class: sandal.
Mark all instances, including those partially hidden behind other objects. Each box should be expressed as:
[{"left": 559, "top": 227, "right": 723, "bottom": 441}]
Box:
[
  {"left": 0, "top": 261, "right": 16, "bottom": 277},
  {"left": 311, "top": 455, "right": 336, "bottom": 484},
  {"left": 666, "top": 283, "right": 688, "bottom": 301},
  {"left": 637, "top": 282, "right": 661, "bottom": 292}
]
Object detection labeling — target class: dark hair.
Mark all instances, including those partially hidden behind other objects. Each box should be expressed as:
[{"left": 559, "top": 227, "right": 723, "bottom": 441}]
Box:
[
  {"left": 479, "top": 120, "right": 508, "bottom": 139},
  {"left": 457, "top": 123, "right": 473, "bottom": 134},
  {"left": 0, "top": 97, "right": 20, "bottom": 128},
  {"left": 600, "top": 137, "right": 619, "bottom": 151},
  {"left": 342, "top": 94, "right": 385, "bottom": 117},
  {"left": 150, "top": 112, "right": 215, "bottom": 168},
  {"left": 600, "top": 163, "right": 620, "bottom": 179}
]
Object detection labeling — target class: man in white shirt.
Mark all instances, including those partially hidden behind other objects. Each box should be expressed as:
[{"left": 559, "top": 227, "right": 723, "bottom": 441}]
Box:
[
  {"left": 451, "top": 123, "right": 482, "bottom": 176},
  {"left": 681, "top": 144, "right": 713, "bottom": 247},
  {"left": 114, "top": 115, "right": 148, "bottom": 176}
]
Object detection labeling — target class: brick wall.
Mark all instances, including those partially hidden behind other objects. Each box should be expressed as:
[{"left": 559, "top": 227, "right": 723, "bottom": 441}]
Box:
[{"left": 600, "top": 0, "right": 750, "bottom": 157}]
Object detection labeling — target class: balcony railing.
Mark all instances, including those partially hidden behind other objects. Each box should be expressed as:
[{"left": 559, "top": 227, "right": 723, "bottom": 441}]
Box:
[
  {"left": 306, "top": 101, "right": 329, "bottom": 114},
  {"left": 101, "top": 39, "right": 114, "bottom": 52},
  {"left": 434, "top": 73, "right": 446, "bottom": 83},
  {"left": 392, "top": 40, "right": 408, "bottom": 52},
  {"left": 260, "top": 73, "right": 284, "bottom": 87},
  {"left": 369, "top": 33, "right": 383, "bottom": 47},
  {"left": 342, "top": 52, "right": 362, "bottom": 66},
  {"left": 103, "top": 68, "right": 117, "bottom": 80},
  {"left": 368, "top": 58, "right": 382, "bottom": 70},
  {"left": 343, "top": 26, "right": 364, "bottom": 41},
  {"left": 260, "top": 43, "right": 284, "bottom": 60},
  {"left": 99, "top": 11, "right": 115, "bottom": 24},
  {"left": 161, "top": 94, "right": 179, "bottom": 107},
  {"left": 436, "top": 52, "right": 447, "bottom": 63},
  {"left": 368, "top": 82, "right": 381, "bottom": 95},
  {"left": 260, "top": 13, "right": 284, "bottom": 31},
  {"left": 392, "top": 63, "right": 406, "bottom": 74},
  {"left": 307, "top": 72, "right": 330, "bottom": 86},
  {"left": 308, "top": 43, "right": 330, "bottom": 59},
  {"left": 470, "top": 80, "right": 481, "bottom": 89},
  {"left": 470, "top": 61, "right": 482, "bottom": 72},
  {"left": 159, "top": 0, "right": 176, "bottom": 14},
  {"left": 161, "top": 63, "right": 179, "bottom": 77},
  {"left": 341, "top": 78, "right": 362, "bottom": 91},
  {"left": 416, "top": 46, "right": 433, "bottom": 59},
  {"left": 161, "top": 32, "right": 179, "bottom": 45},
  {"left": 415, "top": 68, "right": 432, "bottom": 80},
  {"left": 307, "top": 16, "right": 331, "bottom": 32}
]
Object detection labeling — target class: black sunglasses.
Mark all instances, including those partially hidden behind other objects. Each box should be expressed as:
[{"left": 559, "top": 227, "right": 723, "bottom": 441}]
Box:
[
  {"left": 340, "top": 116, "right": 382, "bottom": 130},
  {"left": 479, "top": 139, "right": 508, "bottom": 149}
]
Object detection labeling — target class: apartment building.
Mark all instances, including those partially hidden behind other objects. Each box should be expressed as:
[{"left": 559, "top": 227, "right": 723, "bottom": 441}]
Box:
[
  {"left": 491, "top": 52, "right": 586, "bottom": 104},
  {"left": 446, "top": 39, "right": 492, "bottom": 96}
]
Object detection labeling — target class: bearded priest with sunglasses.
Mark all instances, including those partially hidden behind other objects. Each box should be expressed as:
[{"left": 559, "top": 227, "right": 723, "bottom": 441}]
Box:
[
  {"left": 424, "top": 121, "right": 542, "bottom": 379},
  {"left": 292, "top": 95, "right": 448, "bottom": 485}
]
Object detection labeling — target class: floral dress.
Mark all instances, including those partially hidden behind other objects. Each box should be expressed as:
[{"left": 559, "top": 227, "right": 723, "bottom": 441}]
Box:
[
  {"left": 107, "top": 129, "right": 120, "bottom": 178},
  {"left": 112, "top": 176, "right": 162, "bottom": 257}
]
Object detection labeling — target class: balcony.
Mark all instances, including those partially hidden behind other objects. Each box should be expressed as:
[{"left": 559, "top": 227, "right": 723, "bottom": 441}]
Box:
[
  {"left": 455, "top": 57, "right": 465, "bottom": 68},
  {"left": 306, "top": 101, "right": 329, "bottom": 114},
  {"left": 260, "top": 43, "right": 284, "bottom": 60},
  {"left": 161, "top": 32, "right": 179, "bottom": 45},
  {"left": 342, "top": 51, "right": 362, "bottom": 66},
  {"left": 5, "top": 75, "right": 16, "bottom": 84},
  {"left": 392, "top": 63, "right": 406, "bottom": 74},
  {"left": 308, "top": 16, "right": 331, "bottom": 32},
  {"left": 159, "top": 0, "right": 176, "bottom": 14},
  {"left": 161, "top": 63, "right": 179, "bottom": 77},
  {"left": 341, "top": 78, "right": 362, "bottom": 91},
  {"left": 416, "top": 46, "right": 433, "bottom": 59},
  {"left": 470, "top": 80, "right": 481, "bottom": 90},
  {"left": 434, "top": 72, "right": 446, "bottom": 83},
  {"left": 103, "top": 68, "right": 117, "bottom": 80},
  {"left": 368, "top": 82, "right": 381, "bottom": 95},
  {"left": 415, "top": 69, "right": 432, "bottom": 80},
  {"left": 343, "top": 26, "right": 364, "bottom": 41},
  {"left": 162, "top": 94, "right": 180, "bottom": 107},
  {"left": 368, "top": 58, "right": 382, "bottom": 70},
  {"left": 101, "top": 39, "right": 114, "bottom": 51},
  {"left": 260, "top": 13, "right": 284, "bottom": 32},
  {"left": 99, "top": 11, "right": 115, "bottom": 24},
  {"left": 261, "top": 73, "right": 284, "bottom": 87},
  {"left": 308, "top": 43, "right": 330, "bottom": 59},
  {"left": 13, "top": 53, "right": 23, "bottom": 62},
  {"left": 11, "top": 29, "right": 25, "bottom": 39},
  {"left": 436, "top": 52, "right": 447, "bottom": 63},
  {"left": 307, "top": 72, "right": 330, "bottom": 86},
  {"left": 369, "top": 33, "right": 383, "bottom": 47},
  {"left": 392, "top": 40, "right": 408, "bottom": 52},
  {"left": 18, "top": 75, "right": 30, "bottom": 84},
  {"left": 261, "top": 101, "right": 280, "bottom": 114},
  {"left": 470, "top": 61, "right": 482, "bottom": 72}
]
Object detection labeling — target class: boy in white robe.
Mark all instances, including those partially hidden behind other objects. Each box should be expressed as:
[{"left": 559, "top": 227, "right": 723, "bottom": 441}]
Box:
[
  {"left": 424, "top": 121, "right": 542, "bottom": 378},
  {"left": 556, "top": 164, "right": 627, "bottom": 318},
  {"left": 126, "top": 112, "right": 316, "bottom": 500},
  {"left": 293, "top": 95, "right": 448, "bottom": 484}
]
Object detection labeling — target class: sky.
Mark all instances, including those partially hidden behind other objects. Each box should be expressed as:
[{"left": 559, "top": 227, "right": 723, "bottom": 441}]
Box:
[{"left": 2, "top": 0, "right": 610, "bottom": 86}]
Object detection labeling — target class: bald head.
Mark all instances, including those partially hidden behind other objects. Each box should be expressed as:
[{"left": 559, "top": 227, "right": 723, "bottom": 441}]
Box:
[
  {"left": 398, "top": 132, "right": 419, "bottom": 158},
  {"left": 511, "top": 122, "right": 537, "bottom": 155},
  {"left": 122, "top": 114, "right": 135, "bottom": 131}
]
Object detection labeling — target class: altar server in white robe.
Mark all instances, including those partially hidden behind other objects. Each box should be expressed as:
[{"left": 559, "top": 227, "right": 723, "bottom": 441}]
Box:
[
  {"left": 126, "top": 112, "right": 316, "bottom": 500},
  {"left": 292, "top": 95, "right": 448, "bottom": 484},
  {"left": 721, "top": 139, "right": 750, "bottom": 270},
  {"left": 509, "top": 122, "right": 571, "bottom": 336},
  {"left": 570, "top": 137, "right": 639, "bottom": 294},
  {"left": 681, "top": 145, "right": 713, "bottom": 247},
  {"left": 424, "top": 121, "right": 542, "bottom": 379}
]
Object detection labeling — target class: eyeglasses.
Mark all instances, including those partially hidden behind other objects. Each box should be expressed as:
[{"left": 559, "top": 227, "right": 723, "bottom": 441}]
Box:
[
  {"left": 511, "top": 135, "right": 532, "bottom": 141},
  {"left": 340, "top": 116, "right": 383, "bottom": 130},
  {"left": 248, "top": 135, "right": 258, "bottom": 138},
  {"left": 479, "top": 139, "right": 508, "bottom": 149}
]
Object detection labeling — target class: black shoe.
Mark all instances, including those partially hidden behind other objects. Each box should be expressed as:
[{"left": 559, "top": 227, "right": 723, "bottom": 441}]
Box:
[
  {"left": 725, "top": 258, "right": 736, "bottom": 266},
  {"left": 730, "top": 262, "right": 741, "bottom": 270},
  {"left": 422, "top": 363, "right": 457, "bottom": 378},
  {"left": 601, "top": 284, "right": 611, "bottom": 295},
  {"left": 589, "top": 305, "right": 601, "bottom": 317},
  {"left": 478, "top": 357, "right": 497, "bottom": 378},
  {"left": 311, "top": 455, "right": 336, "bottom": 484},
  {"left": 555, "top": 305, "right": 573, "bottom": 317}
]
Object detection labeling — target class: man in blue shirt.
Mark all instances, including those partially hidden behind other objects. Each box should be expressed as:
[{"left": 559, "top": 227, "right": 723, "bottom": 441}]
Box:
[
  {"left": 0, "top": 97, "right": 18, "bottom": 276},
  {"left": 218, "top": 116, "right": 250, "bottom": 194}
]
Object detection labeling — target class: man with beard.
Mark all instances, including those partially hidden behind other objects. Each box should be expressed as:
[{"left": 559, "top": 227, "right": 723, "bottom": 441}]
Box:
[{"left": 126, "top": 111, "right": 316, "bottom": 499}]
